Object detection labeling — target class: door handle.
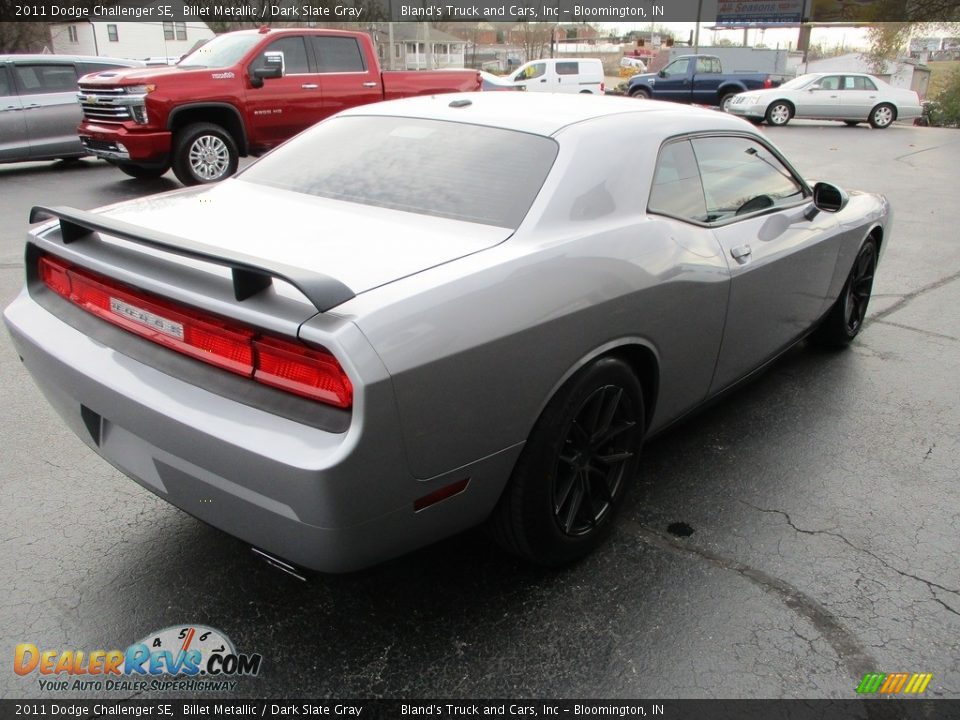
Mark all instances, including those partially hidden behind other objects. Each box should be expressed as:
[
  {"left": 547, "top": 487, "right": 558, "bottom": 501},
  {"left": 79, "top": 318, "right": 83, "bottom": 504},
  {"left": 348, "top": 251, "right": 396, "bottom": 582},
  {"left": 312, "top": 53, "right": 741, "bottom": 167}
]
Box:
[
  {"left": 362, "top": 81, "right": 377, "bottom": 88},
  {"left": 829, "top": 95, "right": 838, "bottom": 98},
  {"left": 730, "top": 244, "right": 752, "bottom": 262},
  {"left": 2, "top": 105, "right": 22, "bottom": 112},
  {"left": 301, "top": 83, "right": 318, "bottom": 90},
  {"left": 540, "top": 78, "right": 546, "bottom": 83}
]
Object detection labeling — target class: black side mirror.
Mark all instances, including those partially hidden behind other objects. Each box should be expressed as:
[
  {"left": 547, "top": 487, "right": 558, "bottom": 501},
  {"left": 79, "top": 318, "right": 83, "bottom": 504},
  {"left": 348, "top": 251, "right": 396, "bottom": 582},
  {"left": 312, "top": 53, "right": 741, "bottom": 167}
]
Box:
[
  {"left": 250, "top": 51, "right": 284, "bottom": 88},
  {"left": 658, "top": 70, "right": 666, "bottom": 78}
]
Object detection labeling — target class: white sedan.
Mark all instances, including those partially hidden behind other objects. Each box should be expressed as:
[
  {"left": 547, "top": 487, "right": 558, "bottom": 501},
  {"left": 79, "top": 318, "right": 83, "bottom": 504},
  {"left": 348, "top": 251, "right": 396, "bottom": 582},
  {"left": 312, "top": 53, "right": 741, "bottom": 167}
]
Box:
[{"left": 726, "top": 72, "right": 922, "bottom": 128}]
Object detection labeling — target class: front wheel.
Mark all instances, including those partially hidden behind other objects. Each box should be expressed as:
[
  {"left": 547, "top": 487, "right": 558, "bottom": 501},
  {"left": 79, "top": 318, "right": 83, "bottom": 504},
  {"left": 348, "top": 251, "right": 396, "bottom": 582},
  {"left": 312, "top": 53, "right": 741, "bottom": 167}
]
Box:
[
  {"left": 813, "top": 238, "right": 878, "bottom": 347},
  {"left": 629, "top": 87, "right": 651, "bottom": 100},
  {"left": 766, "top": 101, "right": 793, "bottom": 126},
  {"left": 869, "top": 103, "right": 896, "bottom": 129},
  {"left": 171, "top": 122, "right": 239, "bottom": 186},
  {"left": 117, "top": 163, "right": 169, "bottom": 180},
  {"left": 488, "top": 357, "right": 645, "bottom": 566}
]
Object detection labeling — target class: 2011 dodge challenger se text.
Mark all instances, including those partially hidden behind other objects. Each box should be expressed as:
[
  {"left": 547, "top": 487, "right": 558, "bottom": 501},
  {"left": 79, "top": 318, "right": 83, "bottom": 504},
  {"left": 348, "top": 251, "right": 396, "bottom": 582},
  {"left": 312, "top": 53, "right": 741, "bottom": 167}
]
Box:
[{"left": 4, "top": 93, "right": 890, "bottom": 573}]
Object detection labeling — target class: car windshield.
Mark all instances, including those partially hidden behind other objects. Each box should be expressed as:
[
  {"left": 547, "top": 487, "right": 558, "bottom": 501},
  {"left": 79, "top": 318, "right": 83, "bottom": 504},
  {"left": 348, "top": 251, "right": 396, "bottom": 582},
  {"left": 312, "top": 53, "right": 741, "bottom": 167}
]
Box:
[
  {"left": 239, "top": 116, "right": 559, "bottom": 228},
  {"left": 779, "top": 74, "right": 820, "bottom": 90},
  {"left": 178, "top": 34, "right": 261, "bottom": 68}
]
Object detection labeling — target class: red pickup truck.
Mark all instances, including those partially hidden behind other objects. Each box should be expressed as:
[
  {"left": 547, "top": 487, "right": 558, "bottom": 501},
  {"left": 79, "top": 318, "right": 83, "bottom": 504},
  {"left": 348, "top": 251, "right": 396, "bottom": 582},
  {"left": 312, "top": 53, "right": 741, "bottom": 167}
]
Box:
[{"left": 76, "top": 27, "right": 481, "bottom": 184}]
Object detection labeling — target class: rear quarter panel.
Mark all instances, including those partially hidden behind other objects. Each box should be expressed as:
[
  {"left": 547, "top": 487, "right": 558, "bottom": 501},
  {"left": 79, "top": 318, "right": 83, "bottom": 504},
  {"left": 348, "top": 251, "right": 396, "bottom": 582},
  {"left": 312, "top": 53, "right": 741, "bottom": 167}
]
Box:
[{"left": 338, "top": 112, "right": 733, "bottom": 480}]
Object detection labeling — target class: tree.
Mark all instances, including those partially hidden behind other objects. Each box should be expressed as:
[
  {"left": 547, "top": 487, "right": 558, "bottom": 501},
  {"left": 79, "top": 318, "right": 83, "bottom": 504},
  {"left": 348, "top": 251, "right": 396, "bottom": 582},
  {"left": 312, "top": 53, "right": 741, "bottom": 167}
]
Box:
[{"left": 0, "top": 20, "right": 50, "bottom": 53}]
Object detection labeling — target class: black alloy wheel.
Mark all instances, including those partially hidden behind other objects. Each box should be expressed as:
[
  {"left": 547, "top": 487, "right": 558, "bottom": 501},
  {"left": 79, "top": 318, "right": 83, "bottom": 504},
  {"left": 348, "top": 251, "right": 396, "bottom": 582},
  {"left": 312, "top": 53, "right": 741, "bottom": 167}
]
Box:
[
  {"left": 552, "top": 385, "right": 637, "bottom": 536},
  {"left": 813, "top": 238, "right": 878, "bottom": 347},
  {"left": 843, "top": 241, "right": 877, "bottom": 335},
  {"left": 488, "top": 357, "right": 645, "bottom": 566}
]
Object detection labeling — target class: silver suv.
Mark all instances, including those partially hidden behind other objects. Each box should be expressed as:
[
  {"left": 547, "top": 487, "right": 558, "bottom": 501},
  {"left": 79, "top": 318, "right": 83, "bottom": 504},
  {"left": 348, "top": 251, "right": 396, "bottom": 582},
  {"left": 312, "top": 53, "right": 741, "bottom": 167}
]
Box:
[{"left": 0, "top": 54, "right": 143, "bottom": 164}]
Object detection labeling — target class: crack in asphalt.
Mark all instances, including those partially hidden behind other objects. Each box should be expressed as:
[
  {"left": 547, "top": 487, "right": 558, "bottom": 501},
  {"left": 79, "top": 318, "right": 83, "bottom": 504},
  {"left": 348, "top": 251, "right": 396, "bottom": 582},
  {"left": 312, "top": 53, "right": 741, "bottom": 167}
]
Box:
[
  {"left": 867, "top": 270, "right": 960, "bottom": 325},
  {"left": 741, "top": 503, "right": 960, "bottom": 613},
  {"left": 621, "top": 518, "right": 879, "bottom": 681},
  {"left": 873, "top": 319, "right": 960, "bottom": 343},
  {"left": 895, "top": 138, "right": 960, "bottom": 161}
]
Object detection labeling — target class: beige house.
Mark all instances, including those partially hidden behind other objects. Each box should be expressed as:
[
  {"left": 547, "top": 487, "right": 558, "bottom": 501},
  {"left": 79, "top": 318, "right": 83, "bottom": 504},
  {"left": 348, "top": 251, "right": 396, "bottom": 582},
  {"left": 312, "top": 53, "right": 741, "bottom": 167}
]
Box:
[{"left": 373, "top": 24, "right": 467, "bottom": 70}]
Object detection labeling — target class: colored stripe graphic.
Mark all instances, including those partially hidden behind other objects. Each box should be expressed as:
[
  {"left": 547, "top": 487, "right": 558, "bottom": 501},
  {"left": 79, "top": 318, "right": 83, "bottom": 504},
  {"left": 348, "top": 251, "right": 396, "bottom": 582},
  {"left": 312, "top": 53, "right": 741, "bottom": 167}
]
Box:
[
  {"left": 857, "top": 672, "right": 932, "bottom": 694},
  {"left": 857, "top": 673, "right": 886, "bottom": 694}
]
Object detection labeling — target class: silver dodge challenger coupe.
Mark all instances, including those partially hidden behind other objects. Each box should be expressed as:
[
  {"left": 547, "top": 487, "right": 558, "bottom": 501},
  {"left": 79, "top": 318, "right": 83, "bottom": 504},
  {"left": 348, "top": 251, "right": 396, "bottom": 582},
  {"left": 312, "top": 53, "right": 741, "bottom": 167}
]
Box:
[{"left": 4, "top": 93, "right": 890, "bottom": 573}]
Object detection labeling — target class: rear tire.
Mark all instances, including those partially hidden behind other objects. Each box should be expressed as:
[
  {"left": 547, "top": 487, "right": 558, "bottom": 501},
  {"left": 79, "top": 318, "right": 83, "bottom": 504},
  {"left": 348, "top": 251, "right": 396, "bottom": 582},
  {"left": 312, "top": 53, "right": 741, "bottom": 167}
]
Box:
[
  {"left": 765, "top": 101, "right": 793, "bottom": 126},
  {"left": 813, "top": 238, "right": 878, "bottom": 347},
  {"left": 171, "top": 122, "right": 239, "bottom": 186},
  {"left": 489, "top": 357, "right": 645, "bottom": 566},
  {"left": 117, "top": 163, "right": 169, "bottom": 180},
  {"left": 869, "top": 103, "right": 896, "bottom": 129},
  {"left": 720, "top": 92, "right": 737, "bottom": 112}
]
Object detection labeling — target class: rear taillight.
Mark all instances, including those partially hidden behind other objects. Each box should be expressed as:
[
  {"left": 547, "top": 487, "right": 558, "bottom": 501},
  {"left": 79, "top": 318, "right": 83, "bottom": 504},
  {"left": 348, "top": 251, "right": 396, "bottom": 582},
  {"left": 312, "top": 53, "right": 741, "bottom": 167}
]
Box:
[
  {"left": 254, "top": 336, "right": 352, "bottom": 408},
  {"left": 600, "top": 82, "right": 605, "bottom": 93},
  {"left": 38, "top": 255, "right": 353, "bottom": 409},
  {"left": 763, "top": 77, "right": 773, "bottom": 88}
]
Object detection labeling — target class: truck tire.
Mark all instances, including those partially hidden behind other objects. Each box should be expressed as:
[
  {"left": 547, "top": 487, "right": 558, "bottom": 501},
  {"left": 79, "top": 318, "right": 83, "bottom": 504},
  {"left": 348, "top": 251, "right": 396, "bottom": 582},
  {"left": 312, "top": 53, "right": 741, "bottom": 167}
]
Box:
[
  {"left": 629, "top": 87, "right": 650, "bottom": 99},
  {"left": 172, "top": 122, "right": 239, "bottom": 186},
  {"left": 720, "top": 92, "right": 738, "bottom": 112},
  {"left": 117, "top": 163, "right": 169, "bottom": 180}
]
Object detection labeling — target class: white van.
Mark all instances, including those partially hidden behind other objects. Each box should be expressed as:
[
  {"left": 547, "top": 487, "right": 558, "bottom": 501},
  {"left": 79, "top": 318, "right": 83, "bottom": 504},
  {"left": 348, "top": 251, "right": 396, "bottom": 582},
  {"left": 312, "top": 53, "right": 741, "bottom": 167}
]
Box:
[{"left": 509, "top": 58, "right": 605, "bottom": 94}]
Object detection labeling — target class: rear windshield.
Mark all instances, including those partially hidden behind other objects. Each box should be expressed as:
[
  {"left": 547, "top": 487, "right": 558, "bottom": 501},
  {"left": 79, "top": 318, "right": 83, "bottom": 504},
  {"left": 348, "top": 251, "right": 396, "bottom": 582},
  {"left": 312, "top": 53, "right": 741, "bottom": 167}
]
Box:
[{"left": 239, "top": 115, "right": 559, "bottom": 228}]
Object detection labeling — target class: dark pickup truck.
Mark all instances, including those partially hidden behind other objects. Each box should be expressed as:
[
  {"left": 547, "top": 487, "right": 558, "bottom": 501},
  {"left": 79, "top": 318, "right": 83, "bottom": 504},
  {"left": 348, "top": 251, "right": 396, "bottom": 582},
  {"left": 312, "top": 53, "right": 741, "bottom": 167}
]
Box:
[
  {"left": 626, "top": 54, "right": 783, "bottom": 111},
  {"left": 77, "top": 27, "right": 480, "bottom": 185}
]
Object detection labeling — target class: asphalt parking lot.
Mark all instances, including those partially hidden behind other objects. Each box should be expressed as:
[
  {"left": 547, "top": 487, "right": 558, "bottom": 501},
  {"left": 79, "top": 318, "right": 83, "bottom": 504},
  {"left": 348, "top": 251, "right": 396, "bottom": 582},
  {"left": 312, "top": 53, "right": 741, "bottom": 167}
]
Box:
[{"left": 1, "top": 121, "right": 958, "bottom": 700}]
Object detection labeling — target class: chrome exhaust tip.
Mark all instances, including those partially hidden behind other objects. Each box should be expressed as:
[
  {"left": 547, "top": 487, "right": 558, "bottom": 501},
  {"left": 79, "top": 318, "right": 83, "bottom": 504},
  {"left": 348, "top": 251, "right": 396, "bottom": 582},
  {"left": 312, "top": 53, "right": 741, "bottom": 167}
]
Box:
[{"left": 251, "top": 547, "right": 307, "bottom": 582}]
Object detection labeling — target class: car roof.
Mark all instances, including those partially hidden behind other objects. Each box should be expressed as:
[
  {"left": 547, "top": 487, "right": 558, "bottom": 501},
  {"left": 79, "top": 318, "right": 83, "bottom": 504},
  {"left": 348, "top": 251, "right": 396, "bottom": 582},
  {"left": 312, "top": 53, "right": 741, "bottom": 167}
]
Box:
[
  {"left": 0, "top": 54, "right": 143, "bottom": 65},
  {"left": 339, "top": 91, "right": 751, "bottom": 138}
]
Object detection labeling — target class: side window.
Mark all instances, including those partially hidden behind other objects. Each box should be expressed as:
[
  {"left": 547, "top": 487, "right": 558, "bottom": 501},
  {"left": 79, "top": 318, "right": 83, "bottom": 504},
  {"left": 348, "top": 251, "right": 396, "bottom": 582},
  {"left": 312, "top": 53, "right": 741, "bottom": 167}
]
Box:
[
  {"left": 691, "top": 136, "right": 805, "bottom": 222},
  {"left": 255, "top": 37, "right": 310, "bottom": 74},
  {"left": 0, "top": 66, "right": 12, "bottom": 97},
  {"left": 13, "top": 64, "right": 78, "bottom": 94},
  {"left": 662, "top": 58, "right": 689, "bottom": 77},
  {"left": 696, "top": 57, "right": 718, "bottom": 74},
  {"left": 311, "top": 36, "right": 366, "bottom": 73},
  {"left": 648, "top": 140, "right": 708, "bottom": 223},
  {"left": 556, "top": 62, "right": 579, "bottom": 76},
  {"left": 523, "top": 62, "right": 546, "bottom": 79},
  {"left": 818, "top": 75, "right": 840, "bottom": 91},
  {"left": 845, "top": 76, "right": 877, "bottom": 91}
]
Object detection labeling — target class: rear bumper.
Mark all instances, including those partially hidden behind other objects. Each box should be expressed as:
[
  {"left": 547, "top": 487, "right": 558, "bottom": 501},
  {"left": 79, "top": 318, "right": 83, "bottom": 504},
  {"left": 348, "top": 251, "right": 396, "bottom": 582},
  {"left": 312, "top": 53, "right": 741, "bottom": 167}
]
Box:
[
  {"left": 4, "top": 289, "right": 519, "bottom": 572},
  {"left": 78, "top": 123, "right": 171, "bottom": 165}
]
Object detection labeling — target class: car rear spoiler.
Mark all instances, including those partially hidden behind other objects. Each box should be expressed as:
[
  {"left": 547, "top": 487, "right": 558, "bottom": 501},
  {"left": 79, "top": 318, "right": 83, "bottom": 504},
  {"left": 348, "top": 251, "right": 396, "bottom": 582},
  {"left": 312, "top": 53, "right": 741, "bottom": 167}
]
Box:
[{"left": 29, "top": 205, "right": 355, "bottom": 312}]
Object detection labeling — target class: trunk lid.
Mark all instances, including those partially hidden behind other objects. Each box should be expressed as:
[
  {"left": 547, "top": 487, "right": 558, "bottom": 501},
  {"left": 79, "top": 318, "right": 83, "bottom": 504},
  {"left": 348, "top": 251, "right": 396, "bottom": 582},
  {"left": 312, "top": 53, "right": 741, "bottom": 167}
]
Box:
[{"left": 95, "top": 179, "right": 512, "bottom": 301}]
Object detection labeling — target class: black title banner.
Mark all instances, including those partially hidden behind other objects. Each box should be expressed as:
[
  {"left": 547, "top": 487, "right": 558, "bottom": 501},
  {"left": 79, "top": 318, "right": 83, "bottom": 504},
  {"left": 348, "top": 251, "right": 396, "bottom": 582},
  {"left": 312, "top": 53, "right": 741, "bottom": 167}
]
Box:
[
  {"left": 0, "top": 699, "right": 957, "bottom": 720},
  {"left": 0, "top": 0, "right": 954, "bottom": 23}
]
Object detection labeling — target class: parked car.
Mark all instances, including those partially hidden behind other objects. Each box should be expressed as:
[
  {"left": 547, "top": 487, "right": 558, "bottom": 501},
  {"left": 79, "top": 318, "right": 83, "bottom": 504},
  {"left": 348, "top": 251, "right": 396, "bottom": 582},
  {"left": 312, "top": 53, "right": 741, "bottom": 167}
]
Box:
[
  {"left": 5, "top": 94, "right": 890, "bottom": 573},
  {"left": 0, "top": 54, "right": 143, "bottom": 164},
  {"left": 725, "top": 72, "right": 923, "bottom": 128},
  {"left": 627, "top": 54, "right": 784, "bottom": 110},
  {"left": 508, "top": 58, "right": 605, "bottom": 94},
  {"left": 75, "top": 27, "right": 480, "bottom": 185}
]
